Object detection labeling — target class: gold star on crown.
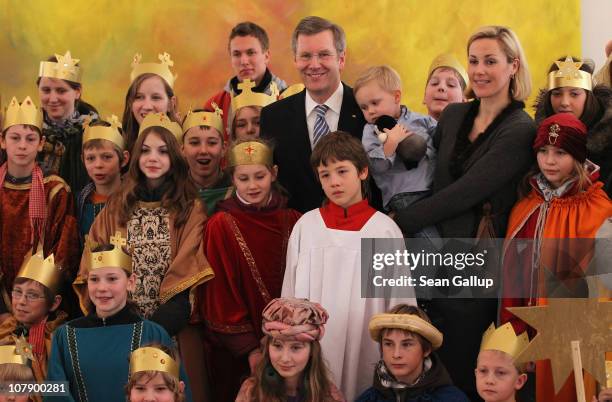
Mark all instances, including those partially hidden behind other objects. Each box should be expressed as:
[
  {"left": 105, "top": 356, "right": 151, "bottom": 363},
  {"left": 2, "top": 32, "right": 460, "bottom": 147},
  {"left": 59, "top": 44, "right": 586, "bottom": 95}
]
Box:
[
  {"left": 39, "top": 50, "right": 82, "bottom": 83},
  {"left": 83, "top": 115, "right": 125, "bottom": 150},
  {"left": 182, "top": 103, "right": 224, "bottom": 137},
  {"left": 480, "top": 322, "right": 530, "bottom": 360},
  {"left": 17, "top": 243, "right": 61, "bottom": 292},
  {"left": 228, "top": 140, "right": 273, "bottom": 167},
  {"left": 138, "top": 112, "right": 183, "bottom": 142},
  {"left": 2, "top": 96, "right": 43, "bottom": 132},
  {"left": 130, "top": 347, "right": 179, "bottom": 378},
  {"left": 131, "top": 52, "right": 177, "bottom": 89},
  {"left": 548, "top": 56, "right": 592, "bottom": 91},
  {"left": 231, "top": 79, "right": 279, "bottom": 111},
  {"left": 83, "top": 232, "right": 132, "bottom": 274}
]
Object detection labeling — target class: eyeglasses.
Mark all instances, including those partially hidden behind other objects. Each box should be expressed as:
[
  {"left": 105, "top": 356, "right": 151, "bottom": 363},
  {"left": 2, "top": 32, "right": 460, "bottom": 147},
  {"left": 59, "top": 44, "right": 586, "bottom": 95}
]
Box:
[
  {"left": 11, "top": 289, "right": 45, "bottom": 302},
  {"left": 297, "top": 51, "right": 336, "bottom": 63}
]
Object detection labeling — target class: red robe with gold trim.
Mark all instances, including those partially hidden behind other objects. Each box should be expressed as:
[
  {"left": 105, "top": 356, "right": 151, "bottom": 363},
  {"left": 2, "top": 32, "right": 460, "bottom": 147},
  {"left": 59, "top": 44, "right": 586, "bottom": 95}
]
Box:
[
  {"left": 501, "top": 174, "right": 612, "bottom": 402},
  {"left": 194, "top": 193, "right": 301, "bottom": 402},
  {"left": 0, "top": 175, "right": 78, "bottom": 305}
]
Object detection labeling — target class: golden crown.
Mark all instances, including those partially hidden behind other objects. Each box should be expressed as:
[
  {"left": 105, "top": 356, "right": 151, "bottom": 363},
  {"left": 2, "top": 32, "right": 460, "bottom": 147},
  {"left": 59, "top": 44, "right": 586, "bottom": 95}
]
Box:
[
  {"left": 138, "top": 112, "right": 183, "bottom": 142},
  {"left": 480, "top": 322, "right": 530, "bottom": 360},
  {"left": 17, "top": 244, "right": 60, "bottom": 292},
  {"left": 182, "top": 103, "right": 224, "bottom": 136},
  {"left": 83, "top": 115, "right": 125, "bottom": 150},
  {"left": 548, "top": 56, "right": 592, "bottom": 91},
  {"left": 39, "top": 50, "right": 82, "bottom": 83},
  {"left": 0, "top": 344, "right": 29, "bottom": 365},
  {"left": 83, "top": 232, "right": 132, "bottom": 274},
  {"left": 131, "top": 52, "right": 177, "bottom": 89},
  {"left": 130, "top": 347, "right": 179, "bottom": 378},
  {"left": 427, "top": 53, "right": 468, "bottom": 87},
  {"left": 231, "top": 79, "right": 279, "bottom": 111},
  {"left": 279, "top": 83, "right": 305, "bottom": 99},
  {"left": 2, "top": 96, "right": 43, "bottom": 132},
  {"left": 228, "top": 141, "right": 273, "bottom": 167}
]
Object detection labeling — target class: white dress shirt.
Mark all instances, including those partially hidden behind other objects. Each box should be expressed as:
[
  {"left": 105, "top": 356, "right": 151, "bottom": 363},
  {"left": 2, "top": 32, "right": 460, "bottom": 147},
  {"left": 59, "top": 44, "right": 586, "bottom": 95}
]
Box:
[{"left": 305, "top": 83, "right": 344, "bottom": 148}]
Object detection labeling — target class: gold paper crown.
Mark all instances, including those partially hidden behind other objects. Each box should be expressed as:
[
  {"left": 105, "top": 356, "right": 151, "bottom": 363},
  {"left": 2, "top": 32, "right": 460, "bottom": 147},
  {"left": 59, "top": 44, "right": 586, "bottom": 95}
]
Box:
[
  {"left": 130, "top": 347, "right": 179, "bottom": 378},
  {"left": 0, "top": 344, "right": 29, "bottom": 365},
  {"left": 548, "top": 56, "right": 592, "bottom": 91},
  {"left": 228, "top": 141, "right": 273, "bottom": 167},
  {"left": 480, "top": 322, "right": 530, "bottom": 360},
  {"left": 83, "top": 115, "right": 125, "bottom": 150},
  {"left": 39, "top": 51, "right": 82, "bottom": 83},
  {"left": 83, "top": 232, "right": 132, "bottom": 274},
  {"left": 279, "top": 83, "right": 305, "bottom": 100},
  {"left": 17, "top": 244, "right": 60, "bottom": 292},
  {"left": 2, "top": 96, "right": 43, "bottom": 131},
  {"left": 182, "top": 103, "right": 224, "bottom": 136},
  {"left": 138, "top": 112, "right": 183, "bottom": 142},
  {"left": 427, "top": 53, "right": 468, "bottom": 87},
  {"left": 368, "top": 313, "right": 444, "bottom": 350},
  {"left": 131, "top": 52, "right": 177, "bottom": 89},
  {"left": 231, "top": 79, "right": 279, "bottom": 111}
]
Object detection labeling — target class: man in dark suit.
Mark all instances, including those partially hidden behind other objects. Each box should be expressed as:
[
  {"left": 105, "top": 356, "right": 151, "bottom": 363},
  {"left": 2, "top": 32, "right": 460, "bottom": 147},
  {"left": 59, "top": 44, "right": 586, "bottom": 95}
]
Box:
[{"left": 260, "top": 16, "right": 368, "bottom": 213}]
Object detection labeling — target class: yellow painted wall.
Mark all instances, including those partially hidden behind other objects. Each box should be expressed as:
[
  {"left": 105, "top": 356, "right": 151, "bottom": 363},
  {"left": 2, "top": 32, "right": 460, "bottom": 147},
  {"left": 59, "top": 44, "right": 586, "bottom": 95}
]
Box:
[{"left": 0, "top": 0, "right": 580, "bottom": 117}]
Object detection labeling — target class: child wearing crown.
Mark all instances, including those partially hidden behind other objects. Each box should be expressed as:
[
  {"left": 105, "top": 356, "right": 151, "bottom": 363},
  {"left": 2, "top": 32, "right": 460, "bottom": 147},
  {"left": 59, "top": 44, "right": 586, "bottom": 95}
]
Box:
[
  {"left": 80, "top": 113, "right": 212, "bottom": 337},
  {"left": 48, "top": 234, "right": 192, "bottom": 402},
  {"left": 126, "top": 344, "right": 186, "bottom": 402},
  {"left": 122, "top": 52, "right": 180, "bottom": 154},
  {"left": 0, "top": 97, "right": 79, "bottom": 323},
  {"left": 194, "top": 139, "right": 301, "bottom": 402},
  {"left": 181, "top": 107, "right": 233, "bottom": 214},
  {"left": 76, "top": 116, "right": 130, "bottom": 243},
  {"left": 0, "top": 344, "right": 36, "bottom": 402},
  {"left": 0, "top": 246, "right": 66, "bottom": 383},
  {"left": 36, "top": 51, "right": 99, "bottom": 195},
  {"left": 475, "top": 324, "right": 529, "bottom": 402},
  {"left": 229, "top": 79, "right": 279, "bottom": 141},
  {"left": 282, "top": 131, "right": 415, "bottom": 401},
  {"left": 423, "top": 53, "right": 468, "bottom": 121},
  {"left": 501, "top": 113, "right": 612, "bottom": 402},
  {"left": 356, "top": 304, "right": 469, "bottom": 402},
  {"left": 534, "top": 56, "right": 612, "bottom": 197}
]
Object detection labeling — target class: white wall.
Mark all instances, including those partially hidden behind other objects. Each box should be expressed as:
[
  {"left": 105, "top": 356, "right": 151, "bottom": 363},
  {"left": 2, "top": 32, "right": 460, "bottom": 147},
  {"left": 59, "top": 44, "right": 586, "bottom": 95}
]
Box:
[{"left": 581, "top": 0, "right": 612, "bottom": 69}]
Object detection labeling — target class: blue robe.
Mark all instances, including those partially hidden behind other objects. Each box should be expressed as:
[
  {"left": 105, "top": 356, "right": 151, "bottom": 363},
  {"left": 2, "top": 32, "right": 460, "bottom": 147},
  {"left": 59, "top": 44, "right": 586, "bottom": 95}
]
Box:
[{"left": 45, "top": 306, "right": 192, "bottom": 402}]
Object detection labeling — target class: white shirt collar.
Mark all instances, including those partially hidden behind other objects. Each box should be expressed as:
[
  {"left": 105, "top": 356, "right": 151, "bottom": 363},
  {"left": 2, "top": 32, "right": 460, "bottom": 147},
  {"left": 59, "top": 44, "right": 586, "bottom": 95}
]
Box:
[{"left": 305, "top": 82, "right": 344, "bottom": 116}]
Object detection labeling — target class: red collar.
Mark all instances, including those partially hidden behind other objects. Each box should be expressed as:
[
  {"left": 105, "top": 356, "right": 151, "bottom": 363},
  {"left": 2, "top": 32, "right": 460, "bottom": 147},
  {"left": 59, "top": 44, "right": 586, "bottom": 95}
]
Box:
[{"left": 319, "top": 199, "right": 376, "bottom": 231}]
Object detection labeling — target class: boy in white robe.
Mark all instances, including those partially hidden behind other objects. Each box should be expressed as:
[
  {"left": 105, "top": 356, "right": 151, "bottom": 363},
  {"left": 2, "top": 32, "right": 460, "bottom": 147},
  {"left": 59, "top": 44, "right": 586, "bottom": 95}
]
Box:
[{"left": 282, "top": 131, "right": 415, "bottom": 401}]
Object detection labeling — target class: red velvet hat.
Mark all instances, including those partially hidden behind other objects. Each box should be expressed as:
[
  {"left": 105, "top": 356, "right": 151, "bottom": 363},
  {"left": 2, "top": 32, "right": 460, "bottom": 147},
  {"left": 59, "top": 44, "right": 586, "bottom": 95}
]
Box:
[{"left": 533, "top": 113, "right": 588, "bottom": 162}]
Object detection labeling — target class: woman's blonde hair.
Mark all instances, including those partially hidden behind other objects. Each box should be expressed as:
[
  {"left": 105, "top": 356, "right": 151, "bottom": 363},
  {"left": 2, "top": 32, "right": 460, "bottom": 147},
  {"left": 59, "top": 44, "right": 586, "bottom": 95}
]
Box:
[{"left": 466, "top": 26, "right": 531, "bottom": 101}]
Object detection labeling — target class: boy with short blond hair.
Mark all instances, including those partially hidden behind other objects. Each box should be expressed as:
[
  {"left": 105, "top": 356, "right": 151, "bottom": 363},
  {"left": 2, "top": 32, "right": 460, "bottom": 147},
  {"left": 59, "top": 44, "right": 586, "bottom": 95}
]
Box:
[
  {"left": 475, "top": 323, "right": 529, "bottom": 402},
  {"left": 355, "top": 65, "right": 437, "bottom": 219},
  {"left": 77, "top": 116, "right": 129, "bottom": 242}
]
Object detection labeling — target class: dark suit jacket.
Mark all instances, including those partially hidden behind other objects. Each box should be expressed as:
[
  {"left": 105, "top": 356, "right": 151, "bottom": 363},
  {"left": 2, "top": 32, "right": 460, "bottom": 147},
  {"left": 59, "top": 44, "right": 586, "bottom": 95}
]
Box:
[{"left": 260, "top": 82, "right": 367, "bottom": 213}]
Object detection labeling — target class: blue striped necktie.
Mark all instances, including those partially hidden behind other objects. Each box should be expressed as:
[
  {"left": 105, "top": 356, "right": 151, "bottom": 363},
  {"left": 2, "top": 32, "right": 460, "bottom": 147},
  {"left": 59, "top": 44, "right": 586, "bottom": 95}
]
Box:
[{"left": 312, "top": 104, "right": 330, "bottom": 145}]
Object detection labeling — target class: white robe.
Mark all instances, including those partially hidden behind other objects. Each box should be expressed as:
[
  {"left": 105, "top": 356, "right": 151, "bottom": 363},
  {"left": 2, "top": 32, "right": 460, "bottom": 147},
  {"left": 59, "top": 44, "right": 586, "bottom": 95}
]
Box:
[{"left": 282, "top": 209, "right": 415, "bottom": 401}]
